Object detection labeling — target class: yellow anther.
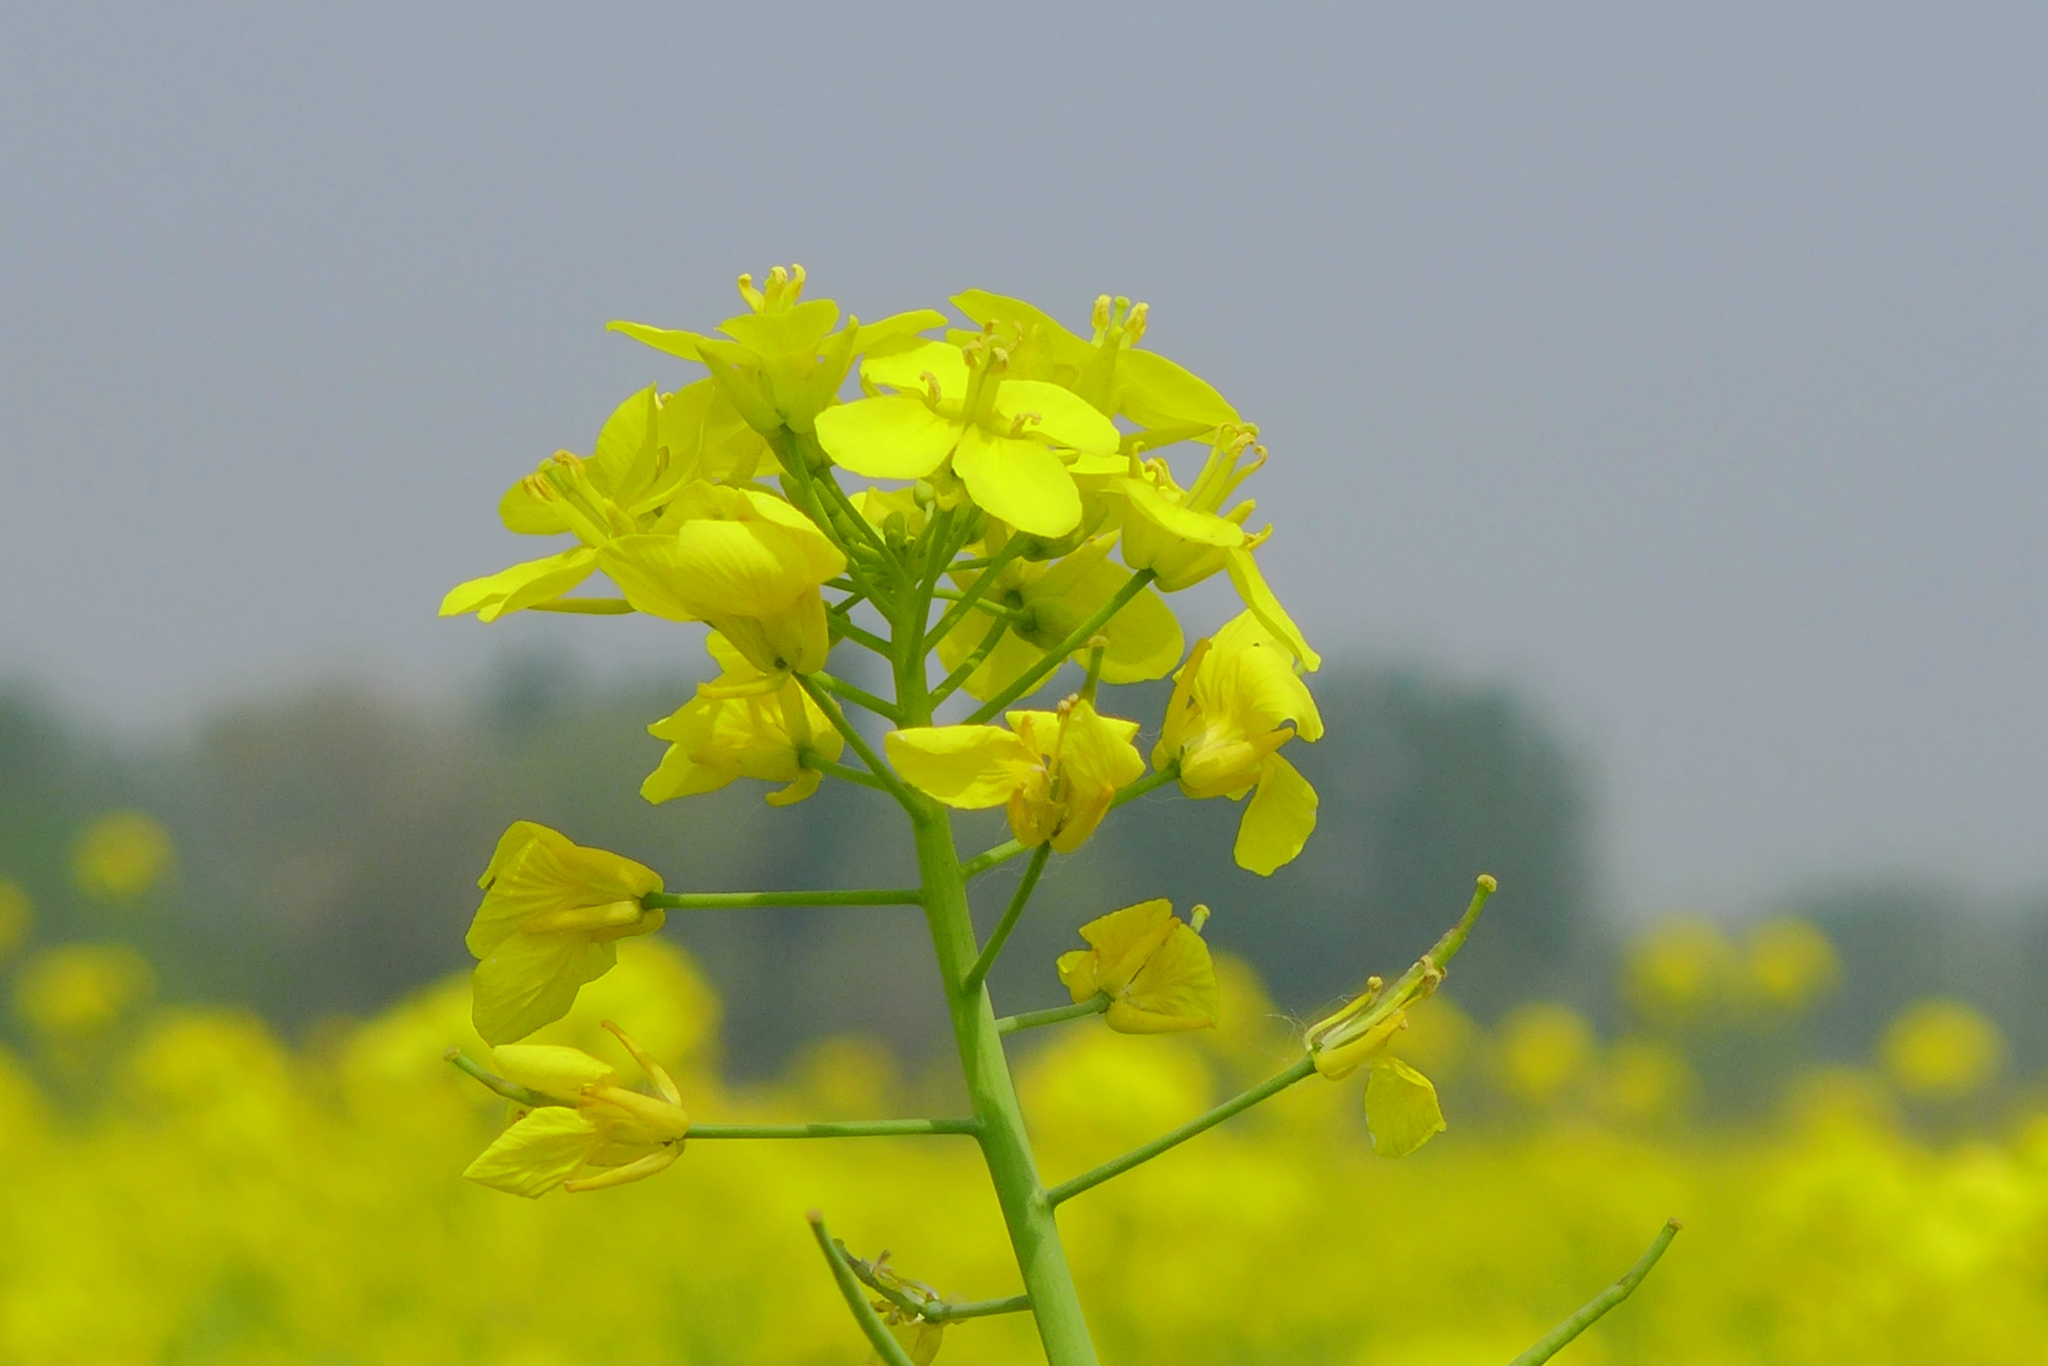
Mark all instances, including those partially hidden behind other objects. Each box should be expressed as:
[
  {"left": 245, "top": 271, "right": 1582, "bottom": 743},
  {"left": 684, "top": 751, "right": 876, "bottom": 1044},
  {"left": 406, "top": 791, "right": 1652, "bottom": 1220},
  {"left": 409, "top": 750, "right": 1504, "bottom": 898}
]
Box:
[
  {"left": 1092, "top": 294, "right": 1113, "bottom": 331},
  {"left": 1189, "top": 904, "right": 1210, "bottom": 934},
  {"left": 1125, "top": 301, "right": 1149, "bottom": 344}
]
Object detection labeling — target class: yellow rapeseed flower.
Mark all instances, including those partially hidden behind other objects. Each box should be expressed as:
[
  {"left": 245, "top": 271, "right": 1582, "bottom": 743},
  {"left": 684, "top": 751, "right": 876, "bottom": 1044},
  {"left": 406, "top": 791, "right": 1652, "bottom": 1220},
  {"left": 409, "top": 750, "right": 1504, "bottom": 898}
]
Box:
[
  {"left": 642, "top": 632, "right": 843, "bottom": 807},
  {"left": 1056, "top": 899, "right": 1219, "bottom": 1034},
  {"left": 813, "top": 334, "right": 1125, "bottom": 538},
  {"left": 13, "top": 943, "right": 155, "bottom": 1038},
  {"left": 1624, "top": 916, "right": 1737, "bottom": 1025},
  {"left": 1744, "top": 916, "right": 1840, "bottom": 1013},
  {"left": 466, "top": 823, "right": 665, "bottom": 1045},
  {"left": 1154, "top": 613, "right": 1324, "bottom": 875},
  {"left": 599, "top": 482, "right": 846, "bottom": 677},
  {"left": 465, "top": 1024, "right": 691, "bottom": 1197},
  {"left": 886, "top": 698, "right": 1145, "bottom": 854},
  {"left": 71, "top": 811, "right": 175, "bottom": 901},
  {"left": 1881, "top": 999, "right": 2004, "bottom": 1101}
]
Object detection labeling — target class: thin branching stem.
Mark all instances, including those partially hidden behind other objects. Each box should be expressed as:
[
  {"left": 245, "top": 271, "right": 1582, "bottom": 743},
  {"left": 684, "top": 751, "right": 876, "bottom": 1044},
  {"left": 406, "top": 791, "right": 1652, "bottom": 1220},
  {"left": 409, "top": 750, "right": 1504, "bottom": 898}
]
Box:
[
  {"left": 1045, "top": 1055, "right": 1317, "bottom": 1207},
  {"left": 929, "top": 613, "right": 1011, "bottom": 709},
  {"left": 1507, "top": 1221, "right": 1683, "bottom": 1366},
  {"left": 996, "top": 995, "right": 1108, "bottom": 1035},
  {"left": 966, "top": 570, "right": 1156, "bottom": 723},
  {"left": 808, "top": 1212, "right": 919, "bottom": 1366},
  {"left": 691, "top": 1119, "right": 980, "bottom": 1139},
  {"left": 963, "top": 844, "right": 1051, "bottom": 996},
  {"left": 643, "top": 887, "right": 922, "bottom": 910},
  {"left": 924, "top": 535, "right": 1027, "bottom": 654},
  {"left": 798, "top": 674, "right": 917, "bottom": 808},
  {"left": 808, "top": 670, "right": 905, "bottom": 723}
]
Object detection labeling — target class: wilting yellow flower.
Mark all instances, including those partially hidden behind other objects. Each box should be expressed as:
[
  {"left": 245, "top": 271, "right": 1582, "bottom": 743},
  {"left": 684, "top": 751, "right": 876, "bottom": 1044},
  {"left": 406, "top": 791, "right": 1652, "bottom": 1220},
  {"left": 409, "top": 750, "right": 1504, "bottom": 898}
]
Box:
[
  {"left": 1304, "top": 978, "right": 1447, "bottom": 1157},
  {"left": 465, "top": 1025, "right": 690, "bottom": 1197},
  {"left": 0, "top": 881, "right": 33, "bottom": 963},
  {"left": 466, "top": 823, "right": 665, "bottom": 1046},
  {"left": 813, "top": 334, "right": 1125, "bottom": 538},
  {"left": 599, "top": 482, "right": 845, "bottom": 676},
  {"left": 611, "top": 264, "right": 945, "bottom": 436},
  {"left": 13, "top": 943, "right": 155, "bottom": 1038},
  {"left": 443, "top": 383, "right": 774, "bottom": 622},
  {"left": 642, "top": 632, "right": 843, "bottom": 807},
  {"left": 1154, "top": 613, "right": 1324, "bottom": 875},
  {"left": 1881, "top": 999, "right": 2004, "bottom": 1101},
  {"left": 887, "top": 699, "right": 1144, "bottom": 853},
  {"left": 71, "top": 811, "right": 175, "bottom": 901},
  {"left": 1744, "top": 916, "right": 1840, "bottom": 1012},
  {"left": 932, "top": 533, "right": 1184, "bottom": 703},
  {"left": 1056, "top": 899, "right": 1219, "bottom": 1034},
  {"left": 951, "top": 290, "right": 1239, "bottom": 441},
  {"left": 1113, "top": 425, "right": 1320, "bottom": 669}
]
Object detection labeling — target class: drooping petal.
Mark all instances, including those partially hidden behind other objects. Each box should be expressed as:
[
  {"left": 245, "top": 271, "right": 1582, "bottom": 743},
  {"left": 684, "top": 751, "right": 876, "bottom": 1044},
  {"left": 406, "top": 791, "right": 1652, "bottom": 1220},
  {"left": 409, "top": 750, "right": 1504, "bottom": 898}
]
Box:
[
  {"left": 1225, "top": 548, "right": 1321, "bottom": 671},
  {"left": 1234, "top": 752, "right": 1318, "bottom": 876},
  {"left": 995, "top": 380, "right": 1124, "bottom": 455},
  {"left": 606, "top": 321, "right": 714, "bottom": 364},
  {"left": 498, "top": 475, "right": 572, "bottom": 535},
  {"left": 1363, "top": 1057, "right": 1447, "bottom": 1158},
  {"left": 464, "top": 1106, "right": 602, "bottom": 1198},
  {"left": 952, "top": 428, "right": 1082, "bottom": 539},
  {"left": 1064, "top": 900, "right": 1178, "bottom": 999},
  {"left": 1115, "top": 348, "right": 1239, "bottom": 432},
  {"left": 466, "top": 834, "right": 662, "bottom": 957},
  {"left": 440, "top": 548, "right": 600, "bottom": 622},
  {"left": 885, "top": 726, "right": 1038, "bottom": 809},
  {"left": 471, "top": 930, "right": 618, "bottom": 1046},
  {"left": 848, "top": 309, "right": 949, "bottom": 353},
  {"left": 812, "top": 395, "right": 962, "bottom": 479},
  {"left": 1112, "top": 919, "right": 1220, "bottom": 1034},
  {"left": 1209, "top": 613, "right": 1324, "bottom": 741},
  {"left": 862, "top": 340, "right": 971, "bottom": 399}
]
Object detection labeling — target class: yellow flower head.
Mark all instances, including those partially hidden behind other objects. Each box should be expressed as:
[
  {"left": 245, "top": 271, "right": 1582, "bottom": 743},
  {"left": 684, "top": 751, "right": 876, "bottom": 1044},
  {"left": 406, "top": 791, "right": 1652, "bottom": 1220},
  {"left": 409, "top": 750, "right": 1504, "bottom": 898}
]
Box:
[
  {"left": 1057, "top": 899, "right": 1219, "bottom": 1034},
  {"left": 1881, "top": 999, "right": 2004, "bottom": 1101},
  {"left": 933, "top": 532, "right": 1184, "bottom": 703},
  {"left": 611, "top": 265, "right": 947, "bottom": 437},
  {"left": 13, "top": 943, "right": 155, "bottom": 1039},
  {"left": 464, "top": 1023, "right": 691, "bottom": 1197},
  {"left": 642, "top": 633, "right": 843, "bottom": 808},
  {"left": 71, "top": 811, "right": 175, "bottom": 902},
  {"left": 465, "top": 823, "right": 665, "bottom": 1046},
  {"left": 813, "top": 333, "right": 1125, "bottom": 539},
  {"left": 1154, "top": 614, "right": 1325, "bottom": 875},
  {"left": 886, "top": 698, "right": 1145, "bottom": 854},
  {"left": 599, "top": 482, "right": 845, "bottom": 676}
]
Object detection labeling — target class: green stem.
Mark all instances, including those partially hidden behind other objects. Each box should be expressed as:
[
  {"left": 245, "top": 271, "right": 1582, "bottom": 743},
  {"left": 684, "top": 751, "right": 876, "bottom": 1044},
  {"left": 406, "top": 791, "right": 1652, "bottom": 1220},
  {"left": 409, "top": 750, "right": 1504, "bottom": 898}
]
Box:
[
  {"left": 963, "top": 843, "right": 1051, "bottom": 995},
  {"left": 443, "top": 1049, "right": 557, "bottom": 1108},
  {"left": 809, "top": 670, "right": 905, "bottom": 723},
  {"left": 691, "top": 1119, "right": 978, "bottom": 1139},
  {"left": 966, "top": 570, "right": 1155, "bottom": 724},
  {"left": 1045, "top": 1054, "right": 1316, "bottom": 1207},
  {"left": 832, "top": 616, "right": 895, "bottom": 657},
  {"left": 798, "top": 674, "right": 917, "bottom": 808},
  {"left": 642, "top": 887, "right": 921, "bottom": 910},
  {"left": 997, "top": 996, "right": 1108, "bottom": 1036},
  {"left": 1507, "top": 1221, "right": 1683, "bottom": 1366},
  {"left": 961, "top": 837, "right": 1028, "bottom": 880},
  {"left": 930, "top": 613, "right": 1011, "bottom": 709},
  {"left": 925, "top": 535, "right": 1027, "bottom": 653},
  {"left": 845, "top": 1255, "right": 1032, "bottom": 1324},
  {"left": 808, "top": 1212, "right": 919, "bottom": 1366},
  {"left": 909, "top": 799, "right": 1101, "bottom": 1366}
]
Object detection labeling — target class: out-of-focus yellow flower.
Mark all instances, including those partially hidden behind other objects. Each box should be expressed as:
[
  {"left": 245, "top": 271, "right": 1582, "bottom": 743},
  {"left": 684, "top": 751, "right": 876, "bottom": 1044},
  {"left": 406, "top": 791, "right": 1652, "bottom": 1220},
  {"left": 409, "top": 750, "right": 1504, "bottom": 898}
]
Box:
[
  {"left": 1624, "top": 915, "right": 1737, "bottom": 1025},
  {"left": 814, "top": 334, "right": 1125, "bottom": 538},
  {"left": 0, "top": 881, "right": 32, "bottom": 963},
  {"left": 642, "top": 632, "right": 843, "bottom": 808},
  {"left": 1597, "top": 1037, "right": 1698, "bottom": 1124},
  {"left": 14, "top": 944, "right": 154, "bottom": 1038},
  {"left": 1154, "top": 613, "right": 1323, "bottom": 875},
  {"left": 600, "top": 482, "right": 845, "bottom": 677},
  {"left": 932, "top": 533, "right": 1184, "bottom": 702},
  {"left": 466, "top": 823, "right": 665, "bottom": 1046},
  {"left": 465, "top": 1024, "right": 690, "bottom": 1198},
  {"left": 950, "top": 290, "right": 1239, "bottom": 440},
  {"left": 887, "top": 699, "right": 1144, "bottom": 853},
  {"left": 611, "top": 264, "right": 946, "bottom": 437},
  {"left": 1056, "top": 900, "right": 1219, "bottom": 1034},
  {"left": 71, "top": 811, "right": 175, "bottom": 902},
  {"left": 1744, "top": 916, "right": 1840, "bottom": 1012},
  {"left": 1881, "top": 999, "right": 2004, "bottom": 1101},
  {"left": 1498, "top": 1002, "right": 1596, "bottom": 1104}
]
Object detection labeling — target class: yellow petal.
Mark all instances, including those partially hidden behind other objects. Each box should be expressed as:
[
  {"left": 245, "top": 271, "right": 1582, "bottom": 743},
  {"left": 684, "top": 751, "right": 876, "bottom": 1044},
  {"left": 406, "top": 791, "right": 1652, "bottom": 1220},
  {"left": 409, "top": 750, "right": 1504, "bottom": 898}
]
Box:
[
  {"left": 813, "top": 395, "right": 962, "bottom": 479},
  {"left": 491, "top": 1044, "right": 617, "bottom": 1100},
  {"left": 1363, "top": 1056, "right": 1446, "bottom": 1157},
  {"left": 464, "top": 1106, "right": 602, "bottom": 1198},
  {"left": 1115, "top": 348, "right": 1239, "bottom": 431},
  {"left": 1073, "top": 899, "right": 1178, "bottom": 997},
  {"left": 471, "top": 931, "right": 618, "bottom": 1046},
  {"left": 862, "top": 339, "right": 971, "bottom": 397},
  {"left": 1234, "top": 752, "right": 1318, "bottom": 876},
  {"left": 1109, "top": 920, "right": 1220, "bottom": 1034},
  {"left": 498, "top": 474, "right": 571, "bottom": 535},
  {"left": 994, "top": 379, "right": 1123, "bottom": 455},
  {"left": 885, "top": 726, "right": 1037, "bottom": 809},
  {"left": 1225, "top": 549, "right": 1320, "bottom": 671},
  {"left": 1056, "top": 947, "right": 1101, "bottom": 1002},
  {"left": 952, "top": 428, "right": 1082, "bottom": 539},
  {"left": 440, "top": 548, "right": 600, "bottom": 622}
]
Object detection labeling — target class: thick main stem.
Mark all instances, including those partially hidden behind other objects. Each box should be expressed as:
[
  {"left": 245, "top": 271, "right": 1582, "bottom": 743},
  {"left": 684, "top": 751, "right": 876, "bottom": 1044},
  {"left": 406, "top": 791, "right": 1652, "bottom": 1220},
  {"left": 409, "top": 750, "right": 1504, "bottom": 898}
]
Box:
[{"left": 910, "top": 801, "right": 1099, "bottom": 1366}]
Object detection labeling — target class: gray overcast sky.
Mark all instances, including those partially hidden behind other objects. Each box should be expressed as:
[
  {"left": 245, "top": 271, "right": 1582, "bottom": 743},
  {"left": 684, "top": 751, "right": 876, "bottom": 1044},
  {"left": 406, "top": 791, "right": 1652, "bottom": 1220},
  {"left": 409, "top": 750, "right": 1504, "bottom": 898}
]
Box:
[{"left": 2, "top": 5, "right": 2042, "bottom": 912}]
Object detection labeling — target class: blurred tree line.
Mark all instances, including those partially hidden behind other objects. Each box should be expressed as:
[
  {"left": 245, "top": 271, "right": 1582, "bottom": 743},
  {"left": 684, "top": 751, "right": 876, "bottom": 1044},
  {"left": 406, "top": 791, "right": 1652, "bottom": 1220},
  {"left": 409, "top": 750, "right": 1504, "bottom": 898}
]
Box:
[{"left": 1, "top": 655, "right": 2040, "bottom": 1081}]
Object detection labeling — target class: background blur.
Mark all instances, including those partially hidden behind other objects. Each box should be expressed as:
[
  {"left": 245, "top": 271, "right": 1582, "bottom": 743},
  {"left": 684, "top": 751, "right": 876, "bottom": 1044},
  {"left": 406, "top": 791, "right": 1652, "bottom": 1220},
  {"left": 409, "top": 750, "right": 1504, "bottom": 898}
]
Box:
[{"left": 2, "top": 5, "right": 2044, "bottom": 1363}]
